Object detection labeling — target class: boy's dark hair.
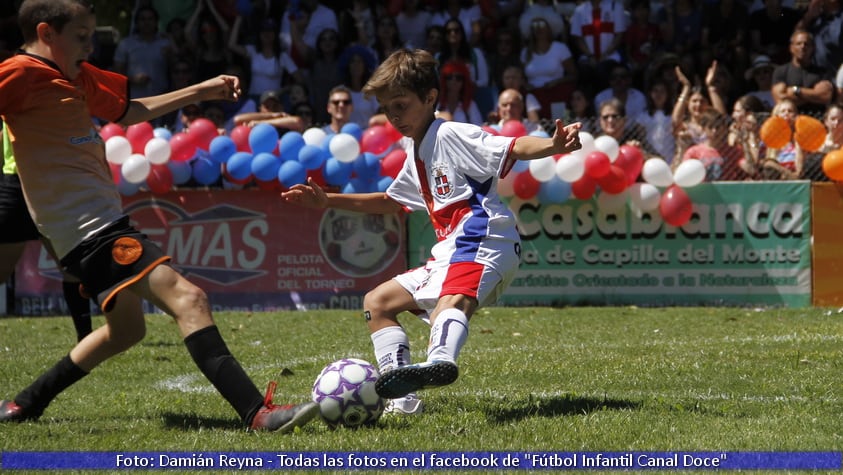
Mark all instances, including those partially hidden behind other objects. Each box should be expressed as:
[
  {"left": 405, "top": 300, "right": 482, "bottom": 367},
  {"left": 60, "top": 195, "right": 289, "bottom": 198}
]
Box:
[
  {"left": 18, "top": 0, "right": 94, "bottom": 43},
  {"left": 363, "top": 48, "right": 439, "bottom": 102}
]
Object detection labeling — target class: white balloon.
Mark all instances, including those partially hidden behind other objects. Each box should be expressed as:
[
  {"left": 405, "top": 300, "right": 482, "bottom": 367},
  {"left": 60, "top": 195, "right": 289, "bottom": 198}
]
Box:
[
  {"left": 302, "top": 127, "right": 327, "bottom": 146},
  {"left": 555, "top": 150, "right": 586, "bottom": 182},
  {"left": 329, "top": 133, "right": 361, "bottom": 163},
  {"left": 641, "top": 158, "right": 674, "bottom": 187},
  {"left": 673, "top": 159, "right": 707, "bottom": 188},
  {"left": 596, "top": 189, "right": 628, "bottom": 212},
  {"left": 144, "top": 137, "right": 171, "bottom": 165},
  {"left": 578, "top": 131, "right": 596, "bottom": 155},
  {"left": 628, "top": 182, "right": 661, "bottom": 211},
  {"left": 121, "top": 153, "right": 151, "bottom": 184},
  {"left": 594, "top": 135, "right": 620, "bottom": 161},
  {"left": 529, "top": 156, "right": 557, "bottom": 182},
  {"left": 106, "top": 136, "right": 132, "bottom": 165}
]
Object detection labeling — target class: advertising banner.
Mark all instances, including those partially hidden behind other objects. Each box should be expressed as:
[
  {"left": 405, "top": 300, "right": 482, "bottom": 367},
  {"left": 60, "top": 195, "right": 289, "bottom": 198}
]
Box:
[
  {"left": 13, "top": 190, "right": 406, "bottom": 315},
  {"left": 810, "top": 182, "right": 843, "bottom": 306},
  {"left": 409, "top": 182, "right": 812, "bottom": 307}
]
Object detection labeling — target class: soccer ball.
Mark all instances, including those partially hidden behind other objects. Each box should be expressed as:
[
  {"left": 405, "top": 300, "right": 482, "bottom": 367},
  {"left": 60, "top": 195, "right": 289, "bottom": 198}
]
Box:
[
  {"left": 319, "top": 209, "right": 401, "bottom": 277},
  {"left": 311, "top": 358, "right": 385, "bottom": 428}
]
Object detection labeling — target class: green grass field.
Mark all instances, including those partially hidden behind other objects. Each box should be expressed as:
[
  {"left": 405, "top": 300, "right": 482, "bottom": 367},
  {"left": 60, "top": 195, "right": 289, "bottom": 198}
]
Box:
[{"left": 0, "top": 306, "right": 842, "bottom": 474}]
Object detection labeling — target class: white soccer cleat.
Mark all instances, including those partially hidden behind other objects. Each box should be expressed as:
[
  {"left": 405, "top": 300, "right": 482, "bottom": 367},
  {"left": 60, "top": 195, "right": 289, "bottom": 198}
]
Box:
[{"left": 383, "top": 394, "right": 424, "bottom": 415}]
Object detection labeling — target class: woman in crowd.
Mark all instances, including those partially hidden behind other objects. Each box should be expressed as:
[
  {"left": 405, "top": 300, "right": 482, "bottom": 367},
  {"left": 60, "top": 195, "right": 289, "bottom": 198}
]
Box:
[
  {"left": 634, "top": 79, "right": 675, "bottom": 162},
  {"left": 520, "top": 17, "right": 577, "bottom": 120},
  {"left": 437, "top": 60, "right": 483, "bottom": 125}
]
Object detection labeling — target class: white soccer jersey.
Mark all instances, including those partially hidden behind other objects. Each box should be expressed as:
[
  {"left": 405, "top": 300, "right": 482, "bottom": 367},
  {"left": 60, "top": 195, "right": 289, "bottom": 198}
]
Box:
[{"left": 386, "top": 119, "right": 520, "bottom": 266}]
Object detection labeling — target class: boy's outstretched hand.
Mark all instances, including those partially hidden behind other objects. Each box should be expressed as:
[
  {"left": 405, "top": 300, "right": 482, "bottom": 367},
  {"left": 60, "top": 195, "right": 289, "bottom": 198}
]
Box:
[
  {"left": 200, "top": 75, "right": 242, "bottom": 102},
  {"left": 552, "top": 119, "right": 583, "bottom": 155},
  {"left": 281, "top": 177, "right": 328, "bottom": 209}
]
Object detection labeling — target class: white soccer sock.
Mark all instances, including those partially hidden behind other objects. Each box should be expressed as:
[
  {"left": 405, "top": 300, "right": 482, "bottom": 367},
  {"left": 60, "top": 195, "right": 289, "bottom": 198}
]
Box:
[
  {"left": 426, "top": 308, "right": 469, "bottom": 364},
  {"left": 371, "top": 325, "right": 412, "bottom": 374}
]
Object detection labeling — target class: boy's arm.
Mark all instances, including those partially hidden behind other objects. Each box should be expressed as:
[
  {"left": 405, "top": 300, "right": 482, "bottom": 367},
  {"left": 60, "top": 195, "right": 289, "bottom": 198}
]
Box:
[
  {"left": 501, "top": 120, "right": 582, "bottom": 178},
  {"left": 120, "top": 75, "right": 242, "bottom": 125},
  {"left": 282, "top": 177, "right": 404, "bottom": 215}
]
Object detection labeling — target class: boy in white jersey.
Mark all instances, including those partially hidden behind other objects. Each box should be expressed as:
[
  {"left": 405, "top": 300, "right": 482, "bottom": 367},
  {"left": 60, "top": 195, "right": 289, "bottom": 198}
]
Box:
[
  {"left": 282, "top": 48, "right": 582, "bottom": 413},
  {"left": 0, "top": 0, "right": 318, "bottom": 432}
]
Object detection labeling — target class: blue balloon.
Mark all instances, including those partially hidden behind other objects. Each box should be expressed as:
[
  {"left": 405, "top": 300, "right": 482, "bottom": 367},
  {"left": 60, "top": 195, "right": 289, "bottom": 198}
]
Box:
[
  {"left": 251, "top": 152, "right": 282, "bottom": 181},
  {"left": 376, "top": 176, "right": 393, "bottom": 192},
  {"left": 117, "top": 178, "right": 141, "bottom": 196},
  {"left": 323, "top": 157, "right": 352, "bottom": 186},
  {"left": 192, "top": 157, "right": 222, "bottom": 185},
  {"left": 343, "top": 178, "right": 374, "bottom": 194},
  {"left": 279, "top": 131, "right": 305, "bottom": 160},
  {"left": 248, "top": 123, "right": 279, "bottom": 154},
  {"left": 277, "top": 160, "right": 306, "bottom": 187},
  {"left": 320, "top": 133, "right": 336, "bottom": 156},
  {"left": 153, "top": 127, "right": 172, "bottom": 140},
  {"left": 209, "top": 136, "right": 237, "bottom": 164},
  {"left": 226, "top": 151, "right": 254, "bottom": 180},
  {"left": 236, "top": 0, "right": 252, "bottom": 15},
  {"left": 511, "top": 159, "right": 530, "bottom": 174},
  {"left": 537, "top": 176, "right": 572, "bottom": 204},
  {"left": 340, "top": 122, "right": 363, "bottom": 142},
  {"left": 353, "top": 152, "right": 380, "bottom": 180},
  {"left": 167, "top": 160, "right": 192, "bottom": 185},
  {"left": 529, "top": 129, "right": 550, "bottom": 138},
  {"left": 298, "top": 144, "right": 325, "bottom": 170}
]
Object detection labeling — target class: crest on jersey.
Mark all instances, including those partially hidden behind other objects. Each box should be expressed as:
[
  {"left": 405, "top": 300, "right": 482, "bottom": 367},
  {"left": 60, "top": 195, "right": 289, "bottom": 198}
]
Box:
[{"left": 431, "top": 164, "right": 454, "bottom": 199}]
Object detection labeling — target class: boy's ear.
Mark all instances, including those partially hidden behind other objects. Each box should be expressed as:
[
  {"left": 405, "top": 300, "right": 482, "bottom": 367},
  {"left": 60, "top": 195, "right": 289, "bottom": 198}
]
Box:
[{"left": 36, "top": 22, "right": 54, "bottom": 44}]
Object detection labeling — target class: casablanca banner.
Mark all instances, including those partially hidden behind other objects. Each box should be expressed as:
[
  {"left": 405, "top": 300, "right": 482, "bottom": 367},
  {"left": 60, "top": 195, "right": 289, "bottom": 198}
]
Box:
[
  {"left": 409, "top": 182, "right": 812, "bottom": 307},
  {"left": 13, "top": 190, "right": 406, "bottom": 316}
]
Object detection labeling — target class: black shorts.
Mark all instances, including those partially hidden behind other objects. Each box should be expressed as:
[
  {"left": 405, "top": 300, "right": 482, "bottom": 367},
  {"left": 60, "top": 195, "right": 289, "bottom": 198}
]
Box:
[
  {"left": 60, "top": 216, "right": 171, "bottom": 312},
  {"left": 0, "top": 174, "right": 39, "bottom": 243}
]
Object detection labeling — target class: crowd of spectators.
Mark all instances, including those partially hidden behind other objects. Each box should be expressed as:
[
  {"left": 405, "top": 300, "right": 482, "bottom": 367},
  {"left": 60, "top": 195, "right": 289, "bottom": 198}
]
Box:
[{"left": 1, "top": 0, "right": 841, "bottom": 183}]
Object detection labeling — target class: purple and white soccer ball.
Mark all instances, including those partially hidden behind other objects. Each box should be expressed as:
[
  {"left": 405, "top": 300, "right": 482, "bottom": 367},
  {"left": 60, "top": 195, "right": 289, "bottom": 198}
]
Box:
[{"left": 311, "top": 358, "right": 385, "bottom": 428}]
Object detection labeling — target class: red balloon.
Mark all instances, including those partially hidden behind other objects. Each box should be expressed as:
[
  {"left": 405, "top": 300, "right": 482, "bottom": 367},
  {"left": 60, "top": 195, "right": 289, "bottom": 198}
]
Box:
[
  {"left": 169, "top": 132, "right": 198, "bottom": 162},
  {"left": 380, "top": 148, "right": 407, "bottom": 179},
  {"left": 659, "top": 184, "right": 693, "bottom": 227},
  {"left": 188, "top": 118, "right": 220, "bottom": 150},
  {"left": 597, "top": 164, "right": 628, "bottom": 194},
  {"left": 571, "top": 175, "right": 597, "bottom": 200},
  {"left": 109, "top": 163, "right": 121, "bottom": 185},
  {"left": 361, "top": 125, "right": 393, "bottom": 154},
  {"left": 513, "top": 171, "right": 540, "bottom": 199},
  {"left": 383, "top": 120, "right": 404, "bottom": 142},
  {"left": 230, "top": 125, "right": 252, "bottom": 152},
  {"left": 584, "top": 151, "right": 611, "bottom": 179},
  {"left": 500, "top": 120, "right": 527, "bottom": 138},
  {"left": 100, "top": 123, "right": 125, "bottom": 141},
  {"left": 255, "top": 178, "right": 282, "bottom": 191},
  {"left": 126, "top": 122, "right": 154, "bottom": 154},
  {"left": 146, "top": 164, "right": 173, "bottom": 194},
  {"left": 615, "top": 144, "right": 645, "bottom": 184},
  {"left": 307, "top": 167, "right": 328, "bottom": 188}
]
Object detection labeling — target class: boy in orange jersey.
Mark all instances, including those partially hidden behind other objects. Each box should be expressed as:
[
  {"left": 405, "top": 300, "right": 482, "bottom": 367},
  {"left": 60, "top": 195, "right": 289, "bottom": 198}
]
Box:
[{"left": 0, "top": 0, "right": 318, "bottom": 432}]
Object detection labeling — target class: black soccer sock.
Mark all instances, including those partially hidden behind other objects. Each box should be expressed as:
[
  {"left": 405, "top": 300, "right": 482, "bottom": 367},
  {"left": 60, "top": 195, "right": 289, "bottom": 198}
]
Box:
[
  {"left": 14, "top": 355, "right": 88, "bottom": 419},
  {"left": 62, "top": 281, "right": 92, "bottom": 342},
  {"left": 184, "top": 325, "right": 264, "bottom": 424}
]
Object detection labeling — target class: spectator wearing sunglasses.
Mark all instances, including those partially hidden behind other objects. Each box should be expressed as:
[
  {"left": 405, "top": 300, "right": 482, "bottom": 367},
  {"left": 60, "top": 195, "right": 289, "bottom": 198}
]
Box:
[{"left": 322, "top": 85, "right": 355, "bottom": 134}]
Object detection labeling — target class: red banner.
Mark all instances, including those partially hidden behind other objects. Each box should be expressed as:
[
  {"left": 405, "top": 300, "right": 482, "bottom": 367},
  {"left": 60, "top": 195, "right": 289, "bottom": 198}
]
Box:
[{"left": 14, "top": 190, "right": 407, "bottom": 315}]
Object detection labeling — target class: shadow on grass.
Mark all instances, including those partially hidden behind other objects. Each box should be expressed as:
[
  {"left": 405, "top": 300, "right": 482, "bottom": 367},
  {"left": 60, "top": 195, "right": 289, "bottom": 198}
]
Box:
[
  {"left": 485, "top": 394, "right": 640, "bottom": 424},
  {"left": 161, "top": 412, "right": 243, "bottom": 431}
]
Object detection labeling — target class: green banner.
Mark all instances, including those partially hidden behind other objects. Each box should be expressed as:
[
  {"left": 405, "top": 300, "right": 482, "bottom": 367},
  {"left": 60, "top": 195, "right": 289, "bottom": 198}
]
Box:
[{"left": 408, "top": 182, "right": 812, "bottom": 307}]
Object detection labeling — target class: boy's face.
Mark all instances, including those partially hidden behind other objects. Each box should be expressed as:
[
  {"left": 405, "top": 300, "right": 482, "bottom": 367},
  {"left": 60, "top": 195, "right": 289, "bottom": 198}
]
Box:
[
  {"left": 42, "top": 8, "right": 96, "bottom": 80},
  {"left": 378, "top": 88, "right": 436, "bottom": 141}
]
